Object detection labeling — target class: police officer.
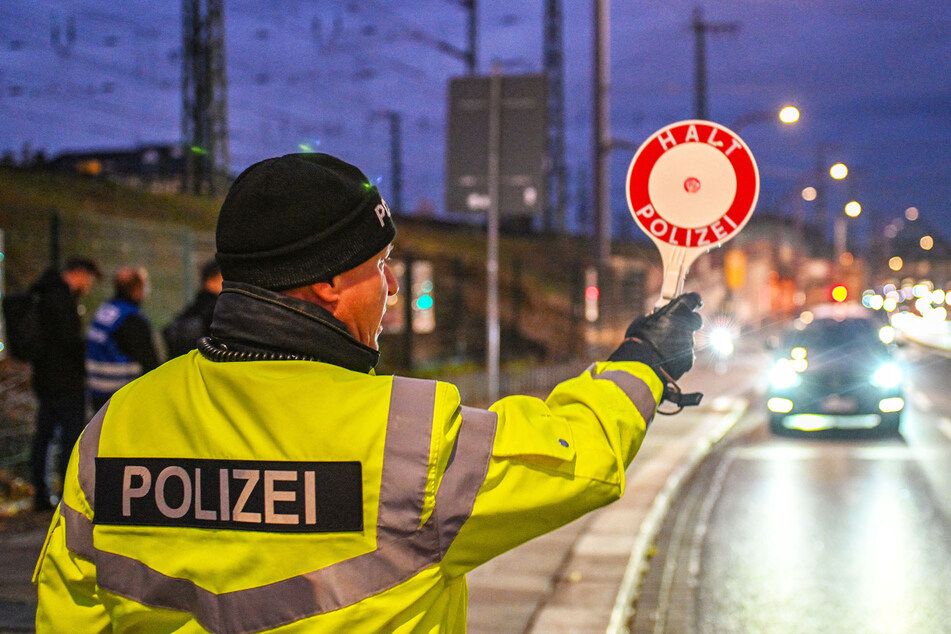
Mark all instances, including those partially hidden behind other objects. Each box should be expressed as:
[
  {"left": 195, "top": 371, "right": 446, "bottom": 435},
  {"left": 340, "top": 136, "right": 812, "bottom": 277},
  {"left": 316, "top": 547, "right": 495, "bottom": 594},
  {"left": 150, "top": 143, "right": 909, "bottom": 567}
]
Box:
[
  {"left": 85, "top": 266, "right": 160, "bottom": 411},
  {"left": 34, "top": 153, "right": 703, "bottom": 633}
]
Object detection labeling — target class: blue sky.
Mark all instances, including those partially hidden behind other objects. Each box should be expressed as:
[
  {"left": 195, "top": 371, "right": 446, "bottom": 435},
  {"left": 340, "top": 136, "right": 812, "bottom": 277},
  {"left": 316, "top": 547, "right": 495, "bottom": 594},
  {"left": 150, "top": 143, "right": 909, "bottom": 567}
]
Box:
[{"left": 1, "top": 1, "right": 948, "bottom": 244}]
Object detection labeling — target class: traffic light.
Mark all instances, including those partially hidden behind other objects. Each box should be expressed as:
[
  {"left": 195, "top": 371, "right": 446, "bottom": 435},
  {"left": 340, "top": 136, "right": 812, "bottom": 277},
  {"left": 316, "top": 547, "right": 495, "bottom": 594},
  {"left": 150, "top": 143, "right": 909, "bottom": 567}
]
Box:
[
  {"left": 411, "top": 261, "right": 435, "bottom": 334},
  {"left": 584, "top": 266, "right": 599, "bottom": 322}
]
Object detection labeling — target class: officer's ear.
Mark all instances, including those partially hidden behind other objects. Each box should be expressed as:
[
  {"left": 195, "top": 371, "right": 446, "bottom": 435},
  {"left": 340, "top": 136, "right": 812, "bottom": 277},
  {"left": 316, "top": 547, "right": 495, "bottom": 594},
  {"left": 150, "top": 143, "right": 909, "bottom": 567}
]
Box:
[
  {"left": 281, "top": 279, "right": 339, "bottom": 310},
  {"left": 311, "top": 280, "right": 341, "bottom": 305}
]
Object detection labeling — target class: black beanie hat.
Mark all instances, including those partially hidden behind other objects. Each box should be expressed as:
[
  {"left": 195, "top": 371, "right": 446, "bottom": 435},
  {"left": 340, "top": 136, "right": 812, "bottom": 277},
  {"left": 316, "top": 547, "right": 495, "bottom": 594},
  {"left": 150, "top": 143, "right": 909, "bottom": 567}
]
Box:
[{"left": 215, "top": 153, "right": 396, "bottom": 290}]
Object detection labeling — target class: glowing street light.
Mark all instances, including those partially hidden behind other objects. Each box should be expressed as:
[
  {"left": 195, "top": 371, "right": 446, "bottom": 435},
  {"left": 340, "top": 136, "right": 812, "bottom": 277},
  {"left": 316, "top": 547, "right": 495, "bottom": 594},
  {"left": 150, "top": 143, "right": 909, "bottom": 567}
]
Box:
[
  {"left": 844, "top": 201, "right": 862, "bottom": 217},
  {"left": 779, "top": 106, "right": 800, "bottom": 124},
  {"left": 829, "top": 163, "right": 848, "bottom": 180},
  {"left": 905, "top": 206, "right": 919, "bottom": 221},
  {"left": 801, "top": 186, "right": 817, "bottom": 201},
  {"left": 731, "top": 105, "right": 802, "bottom": 132},
  {"left": 920, "top": 235, "right": 934, "bottom": 250},
  {"left": 888, "top": 256, "right": 903, "bottom": 271}
]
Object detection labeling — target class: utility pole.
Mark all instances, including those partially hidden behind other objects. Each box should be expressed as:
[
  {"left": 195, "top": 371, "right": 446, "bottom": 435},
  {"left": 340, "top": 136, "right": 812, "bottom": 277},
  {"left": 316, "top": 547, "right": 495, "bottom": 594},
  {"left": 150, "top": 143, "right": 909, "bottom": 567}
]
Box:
[
  {"left": 691, "top": 6, "right": 738, "bottom": 121},
  {"left": 592, "top": 0, "right": 611, "bottom": 265},
  {"left": 544, "top": 0, "right": 566, "bottom": 234},
  {"left": 182, "top": 0, "right": 229, "bottom": 196},
  {"left": 372, "top": 111, "right": 404, "bottom": 213},
  {"left": 464, "top": 0, "right": 477, "bottom": 74},
  {"left": 486, "top": 69, "right": 502, "bottom": 403},
  {"left": 411, "top": 0, "right": 477, "bottom": 74}
]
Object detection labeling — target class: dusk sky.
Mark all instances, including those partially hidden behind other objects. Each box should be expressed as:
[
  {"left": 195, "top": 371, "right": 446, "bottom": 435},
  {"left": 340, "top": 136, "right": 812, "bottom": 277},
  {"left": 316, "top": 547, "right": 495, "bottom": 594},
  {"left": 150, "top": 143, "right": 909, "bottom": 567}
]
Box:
[{"left": 1, "top": 1, "right": 948, "bottom": 244}]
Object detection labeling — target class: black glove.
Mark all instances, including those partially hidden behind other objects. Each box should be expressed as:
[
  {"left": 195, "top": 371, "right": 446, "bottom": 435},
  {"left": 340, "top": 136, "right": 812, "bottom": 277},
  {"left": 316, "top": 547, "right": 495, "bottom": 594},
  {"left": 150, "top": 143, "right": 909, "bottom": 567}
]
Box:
[{"left": 608, "top": 292, "right": 703, "bottom": 380}]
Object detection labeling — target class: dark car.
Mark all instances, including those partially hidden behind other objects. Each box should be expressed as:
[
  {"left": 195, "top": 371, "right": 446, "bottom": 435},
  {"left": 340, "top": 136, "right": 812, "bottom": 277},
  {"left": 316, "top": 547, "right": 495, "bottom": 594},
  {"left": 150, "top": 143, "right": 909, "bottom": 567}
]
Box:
[{"left": 767, "top": 310, "right": 904, "bottom": 436}]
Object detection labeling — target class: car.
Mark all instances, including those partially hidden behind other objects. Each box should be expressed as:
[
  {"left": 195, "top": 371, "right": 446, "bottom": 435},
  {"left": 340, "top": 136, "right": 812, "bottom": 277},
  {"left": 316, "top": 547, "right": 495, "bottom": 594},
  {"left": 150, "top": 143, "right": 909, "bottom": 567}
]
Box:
[{"left": 766, "top": 306, "right": 904, "bottom": 437}]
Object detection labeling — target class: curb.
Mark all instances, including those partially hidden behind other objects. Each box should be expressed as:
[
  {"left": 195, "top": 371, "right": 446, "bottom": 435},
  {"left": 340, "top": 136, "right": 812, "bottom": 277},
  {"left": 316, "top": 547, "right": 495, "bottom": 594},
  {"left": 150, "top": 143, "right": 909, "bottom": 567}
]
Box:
[{"left": 606, "top": 396, "right": 749, "bottom": 633}]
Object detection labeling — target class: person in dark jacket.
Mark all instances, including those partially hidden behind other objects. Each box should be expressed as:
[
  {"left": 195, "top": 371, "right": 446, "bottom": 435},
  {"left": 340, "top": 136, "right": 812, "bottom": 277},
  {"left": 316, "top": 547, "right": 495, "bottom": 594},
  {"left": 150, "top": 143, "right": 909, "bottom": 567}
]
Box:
[
  {"left": 29, "top": 256, "right": 101, "bottom": 511},
  {"left": 85, "top": 266, "right": 159, "bottom": 412},
  {"left": 162, "top": 260, "right": 223, "bottom": 358}
]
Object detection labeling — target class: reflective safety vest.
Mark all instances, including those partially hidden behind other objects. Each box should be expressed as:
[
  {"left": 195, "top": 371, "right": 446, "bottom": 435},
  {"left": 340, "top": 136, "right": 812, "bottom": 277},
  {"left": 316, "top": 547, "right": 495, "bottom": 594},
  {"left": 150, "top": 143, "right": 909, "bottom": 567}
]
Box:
[
  {"left": 85, "top": 298, "right": 143, "bottom": 401},
  {"left": 34, "top": 352, "right": 662, "bottom": 633}
]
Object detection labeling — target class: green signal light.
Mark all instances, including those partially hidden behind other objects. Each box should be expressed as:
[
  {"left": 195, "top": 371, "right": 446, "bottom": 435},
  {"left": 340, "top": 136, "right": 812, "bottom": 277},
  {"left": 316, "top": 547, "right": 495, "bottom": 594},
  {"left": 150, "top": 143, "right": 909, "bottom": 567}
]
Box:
[
  {"left": 415, "top": 295, "right": 434, "bottom": 311},
  {"left": 420, "top": 280, "right": 433, "bottom": 294}
]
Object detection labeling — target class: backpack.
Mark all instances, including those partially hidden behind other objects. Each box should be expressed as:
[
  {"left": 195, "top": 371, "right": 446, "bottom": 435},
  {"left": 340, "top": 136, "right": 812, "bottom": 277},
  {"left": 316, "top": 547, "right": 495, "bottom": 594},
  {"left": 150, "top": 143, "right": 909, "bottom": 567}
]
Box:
[
  {"left": 161, "top": 312, "right": 205, "bottom": 358},
  {"left": 2, "top": 290, "right": 43, "bottom": 362}
]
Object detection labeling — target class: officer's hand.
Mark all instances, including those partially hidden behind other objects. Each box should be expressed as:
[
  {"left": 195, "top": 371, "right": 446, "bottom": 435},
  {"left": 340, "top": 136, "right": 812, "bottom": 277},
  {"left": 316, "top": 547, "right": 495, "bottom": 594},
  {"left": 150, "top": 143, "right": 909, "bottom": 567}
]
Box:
[{"left": 608, "top": 292, "right": 703, "bottom": 380}]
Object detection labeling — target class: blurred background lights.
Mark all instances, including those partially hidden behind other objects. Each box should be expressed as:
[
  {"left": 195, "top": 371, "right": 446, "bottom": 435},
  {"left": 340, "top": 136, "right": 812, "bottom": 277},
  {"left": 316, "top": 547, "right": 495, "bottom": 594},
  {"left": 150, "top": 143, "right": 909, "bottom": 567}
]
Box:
[
  {"left": 869, "top": 295, "right": 885, "bottom": 310},
  {"left": 878, "top": 325, "right": 895, "bottom": 344},
  {"left": 844, "top": 201, "right": 862, "bottom": 217},
  {"left": 829, "top": 163, "right": 848, "bottom": 179},
  {"left": 888, "top": 256, "right": 903, "bottom": 271},
  {"left": 905, "top": 206, "right": 919, "bottom": 221},
  {"left": 801, "top": 186, "right": 817, "bottom": 202},
  {"left": 779, "top": 106, "right": 801, "bottom": 124},
  {"left": 919, "top": 235, "right": 934, "bottom": 250},
  {"left": 883, "top": 297, "right": 898, "bottom": 312},
  {"left": 831, "top": 284, "right": 848, "bottom": 302}
]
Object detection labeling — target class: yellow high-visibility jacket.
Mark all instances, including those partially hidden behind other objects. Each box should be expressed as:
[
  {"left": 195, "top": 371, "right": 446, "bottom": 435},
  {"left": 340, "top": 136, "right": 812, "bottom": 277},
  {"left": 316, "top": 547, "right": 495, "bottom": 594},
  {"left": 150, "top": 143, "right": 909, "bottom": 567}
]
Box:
[{"left": 34, "top": 351, "right": 662, "bottom": 633}]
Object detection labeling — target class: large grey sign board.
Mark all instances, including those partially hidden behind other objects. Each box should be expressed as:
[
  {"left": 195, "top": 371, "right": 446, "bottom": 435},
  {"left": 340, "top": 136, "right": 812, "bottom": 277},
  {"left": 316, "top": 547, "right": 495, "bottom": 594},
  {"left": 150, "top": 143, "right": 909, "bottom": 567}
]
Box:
[{"left": 446, "top": 74, "right": 548, "bottom": 217}]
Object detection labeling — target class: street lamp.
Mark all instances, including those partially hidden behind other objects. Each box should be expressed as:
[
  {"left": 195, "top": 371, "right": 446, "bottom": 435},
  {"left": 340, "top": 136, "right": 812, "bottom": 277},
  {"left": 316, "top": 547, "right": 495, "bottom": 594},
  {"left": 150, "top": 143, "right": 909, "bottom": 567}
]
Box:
[
  {"left": 778, "top": 106, "right": 800, "bottom": 124},
  {"left": 829, "top": 162, "right": 848, "bottom": 180},
  {"left": 844, "top": 200, "right": 862, "bottom": 217},
  {"left": 730, "top": 104, "right": 801, "bottom": 132}
]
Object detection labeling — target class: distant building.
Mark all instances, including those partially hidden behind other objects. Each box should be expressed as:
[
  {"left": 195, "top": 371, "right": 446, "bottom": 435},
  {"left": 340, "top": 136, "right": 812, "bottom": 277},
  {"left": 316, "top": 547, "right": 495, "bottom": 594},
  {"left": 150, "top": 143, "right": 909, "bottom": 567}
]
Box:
[{"left": 49, "top": 144, "right": 186, "bottom": 194}]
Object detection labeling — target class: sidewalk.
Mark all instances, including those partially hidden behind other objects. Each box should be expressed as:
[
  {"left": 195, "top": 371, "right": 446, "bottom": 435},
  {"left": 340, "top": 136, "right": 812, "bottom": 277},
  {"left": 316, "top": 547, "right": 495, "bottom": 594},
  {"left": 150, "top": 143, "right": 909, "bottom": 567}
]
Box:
[{"left": 0, "top": 509, "right": 51, "bottom": 633}]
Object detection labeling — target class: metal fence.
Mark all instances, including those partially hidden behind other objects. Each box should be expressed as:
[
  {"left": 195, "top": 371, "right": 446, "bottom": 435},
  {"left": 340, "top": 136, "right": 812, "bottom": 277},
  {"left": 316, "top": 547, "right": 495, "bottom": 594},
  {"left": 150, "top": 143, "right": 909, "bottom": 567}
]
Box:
[
  {"left": 60, "top": 212, "right": 217, "bottom": 333},
  {"left": 1, "top": 209, "right": 215, "bottom": 350},
  {"left": 447, "top": 359, "right": 590, "bottom": 406},
  {"left": 0, "top": 210, "right": 215, "bottom": 473}
]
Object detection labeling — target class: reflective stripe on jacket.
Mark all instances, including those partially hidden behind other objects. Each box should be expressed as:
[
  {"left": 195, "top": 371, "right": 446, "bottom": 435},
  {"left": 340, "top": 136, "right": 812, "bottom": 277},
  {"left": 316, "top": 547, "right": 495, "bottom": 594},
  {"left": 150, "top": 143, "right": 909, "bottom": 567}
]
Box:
[
  {"left": 85, "top": 299, "right": 143, "bottom": 399},
  {"left": 34, "top": 353, "right": 662, "bottom": 633}
]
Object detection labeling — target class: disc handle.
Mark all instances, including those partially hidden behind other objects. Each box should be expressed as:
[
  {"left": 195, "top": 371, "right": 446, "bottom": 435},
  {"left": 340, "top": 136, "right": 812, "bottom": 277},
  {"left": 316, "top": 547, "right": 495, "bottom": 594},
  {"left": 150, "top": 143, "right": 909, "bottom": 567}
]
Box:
[{"left": 654, "top": 243, "right": 703, "bottom": 309}]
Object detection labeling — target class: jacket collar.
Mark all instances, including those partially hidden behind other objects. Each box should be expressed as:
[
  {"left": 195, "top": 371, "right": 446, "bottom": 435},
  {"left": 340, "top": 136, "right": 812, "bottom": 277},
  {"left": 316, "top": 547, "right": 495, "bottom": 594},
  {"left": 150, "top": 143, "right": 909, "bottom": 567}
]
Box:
[{"left": 208, "top": 282, "right": 379, "bottom": 373}]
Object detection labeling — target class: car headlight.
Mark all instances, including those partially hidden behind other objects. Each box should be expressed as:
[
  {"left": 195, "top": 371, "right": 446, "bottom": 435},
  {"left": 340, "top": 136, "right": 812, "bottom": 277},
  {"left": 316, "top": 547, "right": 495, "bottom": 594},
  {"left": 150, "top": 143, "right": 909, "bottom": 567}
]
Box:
[
  {"left": 769, "top": 359, "right": 802, "bottom": 389},
  {"left": 871, "top": 362, "right": 903, "bottom": 389},
  {"left": 709, "top": 327, "right": 735, "bottom": 357}
]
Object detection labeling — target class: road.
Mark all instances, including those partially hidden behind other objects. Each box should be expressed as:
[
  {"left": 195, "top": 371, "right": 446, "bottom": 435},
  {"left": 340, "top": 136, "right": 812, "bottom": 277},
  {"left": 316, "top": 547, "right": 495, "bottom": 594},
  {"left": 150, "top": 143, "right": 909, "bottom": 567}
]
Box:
[{"left": 632, "top": 343, "right": 951, "bottom": 634}]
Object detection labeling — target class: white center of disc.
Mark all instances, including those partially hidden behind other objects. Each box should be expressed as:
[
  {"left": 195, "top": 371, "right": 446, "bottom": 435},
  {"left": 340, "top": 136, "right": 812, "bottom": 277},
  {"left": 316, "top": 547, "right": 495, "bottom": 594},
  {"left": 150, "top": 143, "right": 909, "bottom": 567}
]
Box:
[{"left": 648, "top": 143, "right": 737, "bottom": 228}]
